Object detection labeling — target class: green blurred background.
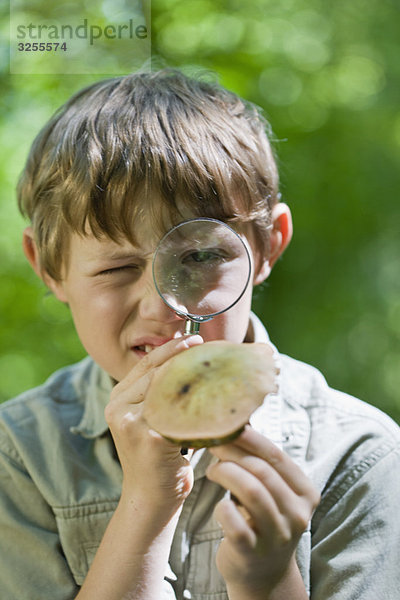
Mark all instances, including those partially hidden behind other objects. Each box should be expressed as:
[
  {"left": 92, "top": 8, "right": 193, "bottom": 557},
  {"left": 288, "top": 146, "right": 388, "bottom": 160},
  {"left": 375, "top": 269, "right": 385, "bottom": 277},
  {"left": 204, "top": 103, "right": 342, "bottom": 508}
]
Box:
[{"left": 1, "top": 0, "right": 399, "bottom": 422}]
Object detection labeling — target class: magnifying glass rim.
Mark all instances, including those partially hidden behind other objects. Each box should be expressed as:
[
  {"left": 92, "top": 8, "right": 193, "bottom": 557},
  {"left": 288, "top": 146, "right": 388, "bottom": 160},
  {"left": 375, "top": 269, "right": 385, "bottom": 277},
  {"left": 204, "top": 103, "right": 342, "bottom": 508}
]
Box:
[{"left": 152, "top": 217, "right": 252, "bottom": 322}]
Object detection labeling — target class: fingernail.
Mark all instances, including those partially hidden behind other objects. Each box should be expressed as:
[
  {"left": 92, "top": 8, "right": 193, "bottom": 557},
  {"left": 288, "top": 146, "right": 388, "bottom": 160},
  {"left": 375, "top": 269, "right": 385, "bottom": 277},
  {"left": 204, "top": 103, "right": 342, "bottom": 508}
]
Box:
[{"left": 181, "top": 335, "right": 203, "bottom": 348}]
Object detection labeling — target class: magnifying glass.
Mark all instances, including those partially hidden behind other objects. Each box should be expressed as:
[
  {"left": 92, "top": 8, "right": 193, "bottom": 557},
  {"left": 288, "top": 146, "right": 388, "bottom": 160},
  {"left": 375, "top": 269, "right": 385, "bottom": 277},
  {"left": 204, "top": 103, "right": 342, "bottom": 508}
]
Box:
[{"left": 152, "top": 218, "right": 252, "bottom": 334}]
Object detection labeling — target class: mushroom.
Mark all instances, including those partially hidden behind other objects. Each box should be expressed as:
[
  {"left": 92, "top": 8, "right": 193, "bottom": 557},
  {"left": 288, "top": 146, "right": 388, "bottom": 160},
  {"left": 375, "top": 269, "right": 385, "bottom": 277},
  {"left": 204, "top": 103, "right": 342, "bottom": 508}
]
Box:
[{"left": 143, "top": 341, "right": 279, "bottom": 448}]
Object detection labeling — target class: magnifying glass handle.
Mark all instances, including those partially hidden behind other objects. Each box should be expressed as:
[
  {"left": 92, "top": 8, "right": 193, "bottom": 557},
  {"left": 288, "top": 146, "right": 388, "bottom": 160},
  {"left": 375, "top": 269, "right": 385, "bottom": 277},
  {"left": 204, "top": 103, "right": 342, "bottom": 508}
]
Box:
[{"left": 184, "top": 319, "right": 200, "bottom": 335}]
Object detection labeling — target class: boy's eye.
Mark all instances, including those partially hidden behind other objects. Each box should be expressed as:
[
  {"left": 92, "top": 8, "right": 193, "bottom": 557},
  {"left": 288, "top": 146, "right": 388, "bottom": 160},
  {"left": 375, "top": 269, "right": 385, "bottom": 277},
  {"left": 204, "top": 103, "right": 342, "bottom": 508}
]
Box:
[{"left": 182, "top": 249, "right": 227, "bottom": 265}]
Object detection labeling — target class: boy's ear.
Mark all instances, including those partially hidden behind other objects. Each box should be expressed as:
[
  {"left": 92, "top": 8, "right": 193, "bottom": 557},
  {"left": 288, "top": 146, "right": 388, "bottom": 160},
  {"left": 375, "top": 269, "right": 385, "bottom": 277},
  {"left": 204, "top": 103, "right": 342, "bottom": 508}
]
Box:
[
  {"left": 22, "top": 227, "right": 43, "bottom": 278},
  {"left": 22, "top": 227, "right": 68, "bottom": 302},
  {"left": 253, "top": 202, "right": 293, "bottom": 285}
]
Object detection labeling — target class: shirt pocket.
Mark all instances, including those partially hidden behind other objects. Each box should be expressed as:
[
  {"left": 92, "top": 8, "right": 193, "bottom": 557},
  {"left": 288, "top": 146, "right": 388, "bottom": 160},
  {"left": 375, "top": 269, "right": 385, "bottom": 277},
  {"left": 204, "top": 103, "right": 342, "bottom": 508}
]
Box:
[
  {"left": 53, "top": 500, "right": 118, "bottom": 585},
  {"left": 185, "top": 520, "right": 311, "bottom": 600}
]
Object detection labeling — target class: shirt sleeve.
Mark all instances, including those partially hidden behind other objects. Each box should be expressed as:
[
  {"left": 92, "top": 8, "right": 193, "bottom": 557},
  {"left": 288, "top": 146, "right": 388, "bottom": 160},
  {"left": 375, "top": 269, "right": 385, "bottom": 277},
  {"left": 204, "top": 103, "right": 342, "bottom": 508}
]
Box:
[
  {"left": 310, "top": 443, "right": 400, "bottom": 599},
  {"left": 0, "top": 446, "right": 79, "bottom": 600}
]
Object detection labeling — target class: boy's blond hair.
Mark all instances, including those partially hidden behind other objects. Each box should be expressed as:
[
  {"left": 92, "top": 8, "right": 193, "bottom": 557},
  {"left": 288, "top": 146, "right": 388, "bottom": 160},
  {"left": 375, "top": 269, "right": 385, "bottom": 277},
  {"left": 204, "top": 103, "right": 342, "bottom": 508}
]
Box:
[{"left": 18, "top": 69, "right": 279, "bottom": 280}]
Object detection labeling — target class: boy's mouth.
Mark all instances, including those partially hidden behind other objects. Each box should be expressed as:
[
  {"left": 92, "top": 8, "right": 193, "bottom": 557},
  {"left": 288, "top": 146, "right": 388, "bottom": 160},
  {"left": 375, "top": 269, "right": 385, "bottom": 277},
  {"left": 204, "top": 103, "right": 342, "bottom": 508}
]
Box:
[
  {"left": 135, "top": 345, "right": 155, "bottom": 354},
  {"left": 131, "top": 337, "right": 174, "bottom": 356}
]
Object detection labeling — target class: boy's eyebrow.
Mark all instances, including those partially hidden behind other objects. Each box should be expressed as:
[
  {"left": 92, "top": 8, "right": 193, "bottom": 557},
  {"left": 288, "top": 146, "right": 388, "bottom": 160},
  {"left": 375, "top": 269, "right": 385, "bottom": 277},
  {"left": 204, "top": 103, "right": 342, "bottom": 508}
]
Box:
[{"left": 88, "top": 248, "right": 154, "bottom": 262}]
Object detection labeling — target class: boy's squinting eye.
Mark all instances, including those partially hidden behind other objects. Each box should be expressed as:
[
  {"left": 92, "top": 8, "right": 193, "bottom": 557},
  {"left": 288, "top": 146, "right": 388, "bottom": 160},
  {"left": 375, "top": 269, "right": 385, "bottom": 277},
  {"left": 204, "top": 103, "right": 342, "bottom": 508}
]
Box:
[{"left": 98, "top": 265, "right": 140, "bottom": 276}]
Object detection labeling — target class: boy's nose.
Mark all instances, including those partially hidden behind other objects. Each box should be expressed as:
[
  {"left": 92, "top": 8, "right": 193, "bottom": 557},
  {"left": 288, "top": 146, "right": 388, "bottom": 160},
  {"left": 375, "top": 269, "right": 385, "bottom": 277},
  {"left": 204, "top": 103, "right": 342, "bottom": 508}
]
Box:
[{"left": 138, "top": 265, "right": 184, "bottom": 325}]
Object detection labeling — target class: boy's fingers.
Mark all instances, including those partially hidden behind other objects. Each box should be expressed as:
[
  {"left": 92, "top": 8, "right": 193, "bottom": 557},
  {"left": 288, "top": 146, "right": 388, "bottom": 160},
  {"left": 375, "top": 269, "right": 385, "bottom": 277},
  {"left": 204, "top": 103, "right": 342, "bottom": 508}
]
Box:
[
  {"left": 135, "top": 334, "right": 204, "bottom": 375},
  {"left": 214, "top": 497, "right": 257, "bottom": 551},
  {"left": 210, "top": 444, "right": 296, "bottom": 503},
  {"left": 208, "top": 458, "right": 314, "bottom": 542},
  {"left": 211, "top": 426, "right": 319, "bottom": 504},
  {"left": 207, "top": 460, "right": 285, "bottom": 538},
  {"left": 110, "top": 370, "right": 154, "bottom": 406},
  {"left": 208, "top": 450, "right": 315, "bottom": 534},
  {"left": 115, "top": 335, "right": 203, "bottom": 394}
]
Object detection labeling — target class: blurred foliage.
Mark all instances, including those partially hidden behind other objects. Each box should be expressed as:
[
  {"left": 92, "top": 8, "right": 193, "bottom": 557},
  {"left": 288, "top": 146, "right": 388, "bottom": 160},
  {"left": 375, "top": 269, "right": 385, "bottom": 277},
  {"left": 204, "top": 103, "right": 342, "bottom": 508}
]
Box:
[{"left": 0, "top": 0, "right": 399, "bottom": 422}]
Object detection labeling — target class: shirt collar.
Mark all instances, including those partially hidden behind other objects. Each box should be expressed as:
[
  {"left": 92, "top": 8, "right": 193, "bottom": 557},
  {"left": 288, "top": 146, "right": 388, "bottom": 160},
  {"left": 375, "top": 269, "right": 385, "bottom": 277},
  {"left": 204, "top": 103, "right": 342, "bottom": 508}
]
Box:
[
  {"left": 248, "top": 311, "right": 271, "bottom": 344},
  {"left": 70, "top": 358, "right": 113, "bottom": 439},
  {"left": 248, "top": 312, "right": 284, "bottom": 448}
]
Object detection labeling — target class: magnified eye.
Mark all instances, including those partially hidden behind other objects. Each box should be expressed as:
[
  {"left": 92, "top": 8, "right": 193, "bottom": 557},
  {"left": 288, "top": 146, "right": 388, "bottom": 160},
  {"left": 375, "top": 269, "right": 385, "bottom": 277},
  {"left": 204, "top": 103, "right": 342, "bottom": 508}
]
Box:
[
  {"left": 153, "top": 217, "right": 252, "bottom": 321},
  {"left": 182, "top": 249, "right": 228, "bottom": 265}
]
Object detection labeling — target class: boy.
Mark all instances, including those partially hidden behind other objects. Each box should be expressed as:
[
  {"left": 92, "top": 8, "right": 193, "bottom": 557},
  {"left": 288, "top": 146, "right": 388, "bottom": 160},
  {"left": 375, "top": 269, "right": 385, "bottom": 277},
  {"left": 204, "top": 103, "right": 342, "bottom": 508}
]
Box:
[{"left": 0, "top": 69, "right": 399, "bottom": 599}]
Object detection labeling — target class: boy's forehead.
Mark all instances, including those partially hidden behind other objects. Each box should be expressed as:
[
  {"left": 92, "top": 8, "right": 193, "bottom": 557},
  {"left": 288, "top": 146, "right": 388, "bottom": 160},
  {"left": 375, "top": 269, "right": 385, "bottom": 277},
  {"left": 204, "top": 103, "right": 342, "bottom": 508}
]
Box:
[
  {"left": 71, "top": 203, "right": 190, "bottom": 259},
  {"left": 66, "top": 190, "right": 260, "bottom": 266},
  {"left": 71, "top": 229, "right": 159, "bottom": 260}
]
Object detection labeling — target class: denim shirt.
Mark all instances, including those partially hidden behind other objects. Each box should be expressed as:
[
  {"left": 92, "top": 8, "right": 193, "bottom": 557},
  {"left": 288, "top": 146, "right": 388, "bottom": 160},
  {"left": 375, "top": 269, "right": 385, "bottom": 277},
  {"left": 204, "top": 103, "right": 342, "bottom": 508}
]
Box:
[{"left": 0, "top": 313, "right": 399, "bottom": 600}]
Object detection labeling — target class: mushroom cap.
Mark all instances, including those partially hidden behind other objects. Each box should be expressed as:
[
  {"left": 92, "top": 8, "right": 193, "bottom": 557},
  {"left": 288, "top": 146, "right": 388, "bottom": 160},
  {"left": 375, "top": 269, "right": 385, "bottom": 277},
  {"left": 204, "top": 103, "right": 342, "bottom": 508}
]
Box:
[{"left": 143, "top": 341, "right": 279, "bottom": 447}]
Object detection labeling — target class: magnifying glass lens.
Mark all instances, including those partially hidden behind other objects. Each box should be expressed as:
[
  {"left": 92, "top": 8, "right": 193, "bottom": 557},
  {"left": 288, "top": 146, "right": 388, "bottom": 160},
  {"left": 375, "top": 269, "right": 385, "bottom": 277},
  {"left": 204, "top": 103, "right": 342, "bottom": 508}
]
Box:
[{"left": 153, "top": 219, "right": 252, "bottom": 321}]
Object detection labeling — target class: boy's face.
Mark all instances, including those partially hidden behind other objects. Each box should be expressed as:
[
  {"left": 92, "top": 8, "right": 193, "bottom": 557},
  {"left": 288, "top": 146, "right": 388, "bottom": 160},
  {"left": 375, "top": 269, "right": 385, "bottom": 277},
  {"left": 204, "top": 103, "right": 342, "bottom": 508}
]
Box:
[{"left": 24, "top": 204, "right": 291, "bottom": 382}]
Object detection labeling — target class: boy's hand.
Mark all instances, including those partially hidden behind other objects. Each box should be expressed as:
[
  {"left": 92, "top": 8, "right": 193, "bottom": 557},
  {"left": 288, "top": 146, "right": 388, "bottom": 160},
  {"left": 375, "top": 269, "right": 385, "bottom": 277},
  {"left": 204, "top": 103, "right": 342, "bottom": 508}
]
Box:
[
  {"left": 105, "top": 335, "right": 203, "bottom": 522},
  {"left": 206, "top": 426, "right": 320, "bottom": 598}
]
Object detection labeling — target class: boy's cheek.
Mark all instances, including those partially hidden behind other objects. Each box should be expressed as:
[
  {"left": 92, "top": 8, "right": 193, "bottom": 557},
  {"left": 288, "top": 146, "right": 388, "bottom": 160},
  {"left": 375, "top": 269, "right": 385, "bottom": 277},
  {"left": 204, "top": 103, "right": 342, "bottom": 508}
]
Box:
[{"left": 200, "top": 309, "right": 252, "bottom": 344}]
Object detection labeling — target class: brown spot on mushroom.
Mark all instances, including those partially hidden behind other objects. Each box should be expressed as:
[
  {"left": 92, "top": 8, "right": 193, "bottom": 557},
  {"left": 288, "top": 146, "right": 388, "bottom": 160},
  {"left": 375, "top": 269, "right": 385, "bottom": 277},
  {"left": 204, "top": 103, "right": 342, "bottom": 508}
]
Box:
[{"left": 179, "top": 383, "right": 191, "bottom": 395}]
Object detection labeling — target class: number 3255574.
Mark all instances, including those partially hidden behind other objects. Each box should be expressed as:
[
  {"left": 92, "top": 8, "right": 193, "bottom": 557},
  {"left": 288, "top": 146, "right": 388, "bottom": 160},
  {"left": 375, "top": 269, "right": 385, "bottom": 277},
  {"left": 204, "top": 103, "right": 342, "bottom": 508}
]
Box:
[{"left": 17, "top": 42, "right": 67, "bottom": 51}]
